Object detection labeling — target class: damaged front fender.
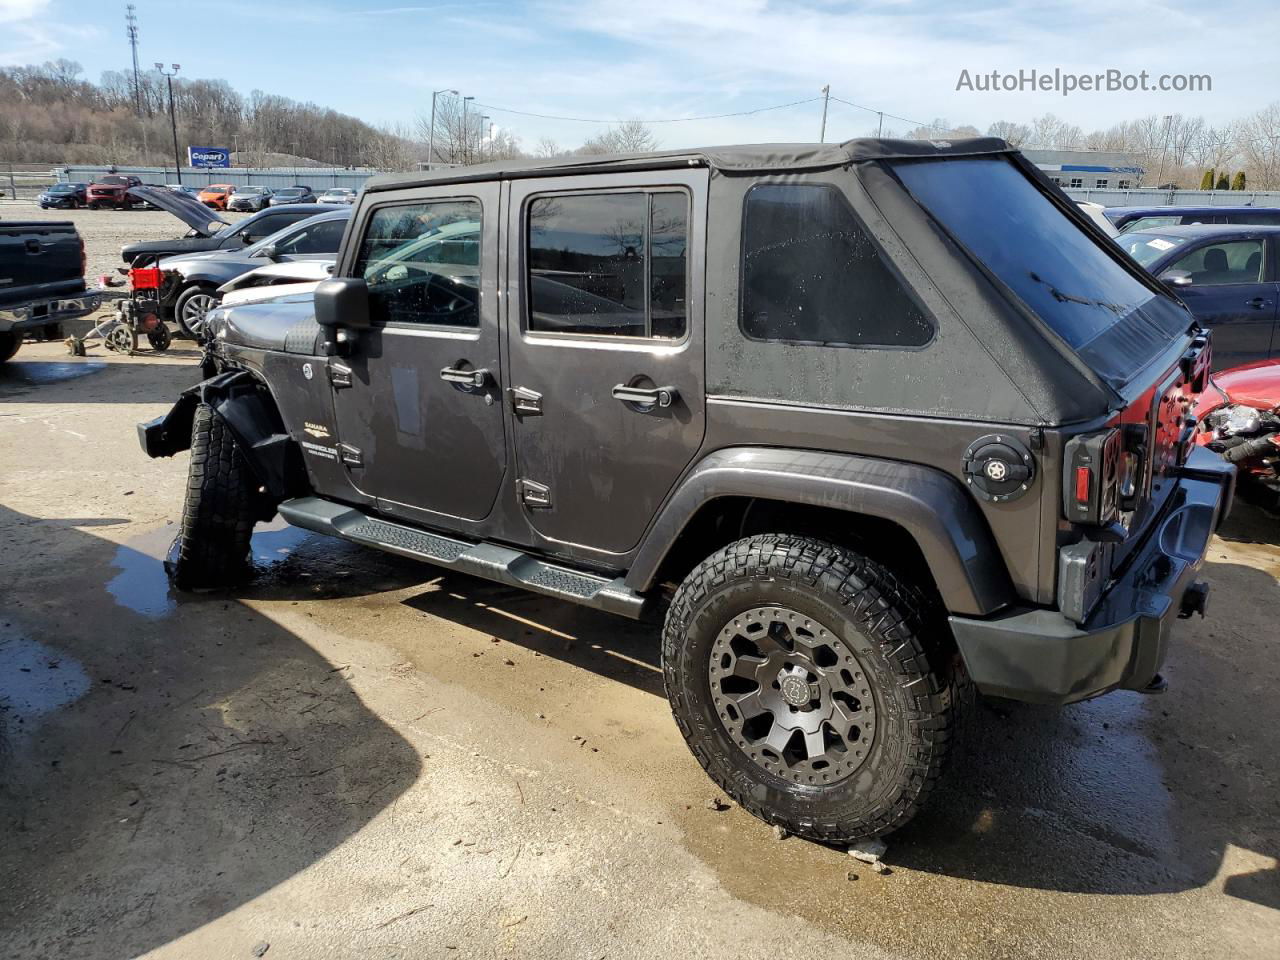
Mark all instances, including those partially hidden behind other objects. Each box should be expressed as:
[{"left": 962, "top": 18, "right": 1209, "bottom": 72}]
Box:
[{"left": 137, "top": 369, "right": 302, "bottom": 499}]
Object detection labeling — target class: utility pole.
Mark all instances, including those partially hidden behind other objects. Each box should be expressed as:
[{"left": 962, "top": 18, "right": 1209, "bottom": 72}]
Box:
[
  {"left": 819, "top": 84, "right": 830, "bottom": 143},
  {"left": 1155, "top": 114, "right": 1174, "bottom": 189},
  {"left": 480, "top": 116, "right": 489, "bottom": 161},
  {"left": 126, "top": 5, "right": 142, "bottom": 116},
  {"left": 462, "top": 95, "right": 474, "bottom": 164},
  {"left": 877, "top": 111, "right": 884, "bottom": 138},
  {"left": 427, "top": 88, "right": 457, "bottom": 170},
  {"left": 155, "top": 63, "right": 182, "bottom": 184}
]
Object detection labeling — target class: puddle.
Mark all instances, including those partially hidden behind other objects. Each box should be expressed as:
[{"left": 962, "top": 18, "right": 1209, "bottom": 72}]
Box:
[
  {"left": 0, "top": 360, "right": 107, "bottom": 385},
  {"left": 106, "top": 518, "right": 316, "bottom": 618},
  {"left": 0, "top": 628, "right": 91, "bottom": 729}
]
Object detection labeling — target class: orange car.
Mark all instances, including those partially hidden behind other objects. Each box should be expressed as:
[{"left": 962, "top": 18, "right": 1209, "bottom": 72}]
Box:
[{"left": 197, "top": 183, "right": 236, "bottom": 210}]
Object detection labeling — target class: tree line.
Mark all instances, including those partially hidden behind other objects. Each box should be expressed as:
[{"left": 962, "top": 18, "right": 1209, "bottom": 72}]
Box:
[
  {"left": 5, "top": 58, "right": 1279, "bottom": 190},
  {"left": 895, "top": 107, "right": 1280, "bottom": 190}
]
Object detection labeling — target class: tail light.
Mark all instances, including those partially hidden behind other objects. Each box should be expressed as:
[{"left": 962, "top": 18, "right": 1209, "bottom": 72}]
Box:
[
  {"left": 79, "top": 237, "right": 86, "bottom": 279},
  {"left": 130, "top": 266, "right": 162, "bottom": 291},
  {"left": 1063, "top": 428, "right": 1123, "bottom": 526}
]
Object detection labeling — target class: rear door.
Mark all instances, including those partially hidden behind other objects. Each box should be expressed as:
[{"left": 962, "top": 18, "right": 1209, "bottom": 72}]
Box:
[
  {"left": 327, "top": 184, "right": 507, "bottom": 523},
  {"left": 1159, "top": 236, "right": 1276, "bottom": 368},
  {"left": 504, "top": 169, "right": 707, "bottom": 558}
]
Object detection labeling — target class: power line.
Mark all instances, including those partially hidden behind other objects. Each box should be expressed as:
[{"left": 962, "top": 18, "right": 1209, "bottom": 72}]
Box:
[
  {"left": 828, "top": 95, "right": 927, "bottom": 131},
  {"left": 466, "top": 95, "right": 824, "bottom": 125}
]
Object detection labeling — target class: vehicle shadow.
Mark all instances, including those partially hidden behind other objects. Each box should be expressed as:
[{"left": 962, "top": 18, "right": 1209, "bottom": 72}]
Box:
[
  {"left": 0, "top": 506, "right": 422, "bottom": 960},
  {"left": 0, "top": 348, "right": 201, "bottom": 402},
  {"left": 399, "top": 573, "right": 664, "bottom": 698},
  {"left": 1215, "top": 492, "right": 1280, "bottom": 546}
]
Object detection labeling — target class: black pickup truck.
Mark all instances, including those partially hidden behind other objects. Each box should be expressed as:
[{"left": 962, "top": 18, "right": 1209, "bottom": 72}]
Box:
[{"left": 0, "top": 220, "right": 100, "bottom": 363}]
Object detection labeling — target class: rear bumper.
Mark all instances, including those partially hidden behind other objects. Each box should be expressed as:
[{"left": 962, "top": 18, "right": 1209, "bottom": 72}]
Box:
[
  {"left": 949, "top": 446, "right": 1235, "bottom": 705},
  {"left": 0, "top": 291, "right": 102, "bottom": 334}
]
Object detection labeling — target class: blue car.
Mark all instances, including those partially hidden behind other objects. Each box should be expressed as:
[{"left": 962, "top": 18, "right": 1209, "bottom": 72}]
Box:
[
  {"left": 1106, "top": 205, "right": 1280, "bottom": 234},
  {"left": 37, "top": 182, "right": 88, "bottom": 209},
  {"left": 1121, "top": 223, "right": 1280, "bottom": 370}
]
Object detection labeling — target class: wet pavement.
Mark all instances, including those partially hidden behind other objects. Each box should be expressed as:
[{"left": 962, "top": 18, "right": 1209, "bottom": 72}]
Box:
[{"left": 1, "top": 341, "right": 1278, "bottom": 960}]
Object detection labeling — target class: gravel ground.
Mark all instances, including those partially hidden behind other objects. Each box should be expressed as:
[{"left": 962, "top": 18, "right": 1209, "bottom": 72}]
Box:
[{"left": 0, "top": 343, "right": 1278, "bottom": 960}]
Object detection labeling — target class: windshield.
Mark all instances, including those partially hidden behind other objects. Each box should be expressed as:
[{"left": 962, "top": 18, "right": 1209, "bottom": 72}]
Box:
[
  {"left": 49, "top": 184, "right": 75, "bottom": 193},
  {"left": 238, "top": 186, "right": 265, "bottom": 195},
  {"left": 204, "top": 185, "right": 230, "bottom": 193},
  {"left": 1118, "top": 232, "right": 1189, "bottom": 268},
  {"left": 277, "top": 189, "right": 303, "bottom": 197},
  {"left": 893, "top": 156, "right": 1193, "bottom": 385},
  {"left": 98, "top": 177, "right": 127, "bottom": 185}
]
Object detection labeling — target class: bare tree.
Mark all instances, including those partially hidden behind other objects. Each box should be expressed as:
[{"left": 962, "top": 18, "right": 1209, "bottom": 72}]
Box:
[
  {"left": 578, "top": 120, "right": 659, "bottom": 155},
  {"left": 1236, "top": 102, "right": 1280, "bottom": 189},
  {"left": 987, "top": 120, "right": 1031, "bottom": 147},
  {"left": 534, "top": 136, "right": 563, "bottom": 158}
]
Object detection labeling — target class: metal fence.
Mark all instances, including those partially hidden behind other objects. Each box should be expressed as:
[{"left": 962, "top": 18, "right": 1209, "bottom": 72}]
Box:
[
  {"left": 1064, "top": 187, "right": 1280, "bottom": 208},
  {"left": 54, "top": 164, "right": 389, "bottom": 191}
]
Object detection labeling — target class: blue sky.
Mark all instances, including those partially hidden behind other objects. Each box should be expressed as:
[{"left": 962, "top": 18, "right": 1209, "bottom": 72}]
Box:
[{"left": 2, "top": 0, "right": 1276, "bottom": 149}]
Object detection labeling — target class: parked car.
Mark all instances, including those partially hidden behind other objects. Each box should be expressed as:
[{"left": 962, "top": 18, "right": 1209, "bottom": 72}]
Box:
[
  {"left": 37, "top": 182, "right": 88, "bottom": 209},
  {"left": 1195, "top": 359, "right": 1280, "bottom": 505},
  {"left": 139, "top": 138, "right": 1233, "bottom": 844},
  {"left": 217, "top": 259, "right": 334, "bottom": 307},
  {"left": 197, "top": 183, "right": 237, "bottom": 210},
  {"left": 0, "top": 220, "right": 100, "bottom": 362},
  {"left": 318, "top": 187, "right": 357, "bottom": 205},
  {"left": 270, "top": 185, "right": 317, "bottom": 205},
  {"left": 1076, "top": 201, "right": 1119, "bottom": 238},
  {"left": 1119, "top": 223, "right": 1279, "bottom": 370},
  {"left": 1106, "top": 205, "right": 1280, "bottom": 233},
  {"left": 227, "top": 186, "right": 274, "bottom": 212},
  {"left": 86, "top": 175, "right": 143, "bottom": 210},
  {"left": 156, "top": 207, "right": 350, "bottom": 337},
  {"left": 120, "top": 186, "right": 343, "bottom": 266},
  {"left": 166, "top": 184, "right": 201, "bottom": 197}
]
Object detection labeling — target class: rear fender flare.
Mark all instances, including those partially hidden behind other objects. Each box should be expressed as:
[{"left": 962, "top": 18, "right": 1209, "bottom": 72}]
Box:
[{"left": 626, "top": 446, "right": 1016, "bottom": 617}]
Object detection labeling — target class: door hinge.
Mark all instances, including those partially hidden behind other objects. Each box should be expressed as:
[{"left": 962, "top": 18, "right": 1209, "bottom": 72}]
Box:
[
  {"left": 517, "top": 478, "right": 551, "bottom": 508},
  {"left": 509, "top": 385, "right": 542, "bottom": 415},
  {"left": 338, "top": 442, "right": 363, "bottom": 467},
  {"left": 328, "top": 361, "right": 353, "bottom": 389}
]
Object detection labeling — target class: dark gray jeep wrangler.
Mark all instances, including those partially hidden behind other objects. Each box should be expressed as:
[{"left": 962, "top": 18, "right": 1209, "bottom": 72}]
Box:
[{"left": 140, "top": 138, "right": 1233, "bottom": 842}]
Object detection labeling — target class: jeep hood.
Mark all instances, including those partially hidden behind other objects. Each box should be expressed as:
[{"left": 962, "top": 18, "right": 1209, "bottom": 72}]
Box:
[{"left": 127, "top": 186, "right": 229, "bottom": 237}]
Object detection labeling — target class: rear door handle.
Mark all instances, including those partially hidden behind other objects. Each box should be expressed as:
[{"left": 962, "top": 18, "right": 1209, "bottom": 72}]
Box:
[
  {"left": 612, "top": 384, "right": 679, "bottom": 408},
  {"left": 440, "top": 365, "right": 490, "bottom": 387}
]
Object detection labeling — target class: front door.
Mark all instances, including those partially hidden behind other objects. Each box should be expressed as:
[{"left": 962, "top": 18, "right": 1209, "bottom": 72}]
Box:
[
  {"left": 1161, "top": 236, "right": 1278, "bottom": 370},
  {"left": 504, "top": 170, "right": 707, "bottom": 559},
  {"left": 328, "top": 184, "right": 506, "bottom": 524}
]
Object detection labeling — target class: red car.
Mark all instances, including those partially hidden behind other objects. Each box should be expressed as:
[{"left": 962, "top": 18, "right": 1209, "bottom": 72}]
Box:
[
  {"left": 1196, "top": 359, "right": 1280, "bottom": 502},
  {"left": 86, "top": 175, "right": 143, "bottom": 210}
]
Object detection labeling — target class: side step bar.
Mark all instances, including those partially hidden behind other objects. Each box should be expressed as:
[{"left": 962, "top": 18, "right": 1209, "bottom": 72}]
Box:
[{"left": 277, "top": 497, "right": 649, "bottom": 620}]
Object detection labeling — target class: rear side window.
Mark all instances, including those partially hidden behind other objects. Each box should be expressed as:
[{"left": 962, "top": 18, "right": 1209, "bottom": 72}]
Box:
[
  {"left": 740, "top": 183, "right": 932, "bottom": 348},
  {"left": 353, "top": 199, "right": 481, "bottom": 327},
  {"left": 527, "top": 191, "right": 688, "bottom": 339}
]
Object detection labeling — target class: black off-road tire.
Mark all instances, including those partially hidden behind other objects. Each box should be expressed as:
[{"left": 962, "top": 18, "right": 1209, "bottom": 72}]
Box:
[
  {"left": 663, "top": 534, "right": 962, "bottom": 843},
  {"left": 0, "top": 332, "right": 20, "bottom": 364},
  {"left": 169, "top": 403, "right": 258, "bottom": 590}
]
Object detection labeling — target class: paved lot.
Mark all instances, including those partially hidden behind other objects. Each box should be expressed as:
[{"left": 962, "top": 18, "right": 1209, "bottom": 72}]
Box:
[{"left": 1, "top": 342, "right": 1278, "bottom": 960}]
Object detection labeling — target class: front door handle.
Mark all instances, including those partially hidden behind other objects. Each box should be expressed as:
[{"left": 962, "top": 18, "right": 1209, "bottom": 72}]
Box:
[
  {"left": 612, "top": 383, "right": 679, "bottom": 408},
  {"left": 328, "top": 361, "right": 353, "bottom": 389},
  {"left": 440, "top": 365, "right": 491, "bottom": 387},
  {"left": 1246, "top": 297, "right": 1271, "bottom": 309}
]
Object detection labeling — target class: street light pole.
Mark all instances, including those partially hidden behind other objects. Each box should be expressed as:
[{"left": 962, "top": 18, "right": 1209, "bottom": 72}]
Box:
[
  {"left": 428, "top": 87, "right": 458, "bottom": 170},
  {"left": 155, "top": 63, "right": 182, "bottom": 184},
  {"left": 462, "top": 95, "right": 474, "bottom": 164},
  {"left": 1155, "top": 114, "right": 1174, "bottom": 189},
  {"left": 480, "top": 115, "right": 489, "bottom": 161},
  {"left": 819, "top": 84, "right": 830, "bottom": 143}
]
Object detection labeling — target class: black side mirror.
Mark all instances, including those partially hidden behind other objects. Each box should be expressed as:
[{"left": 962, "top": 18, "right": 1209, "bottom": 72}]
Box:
[
  {"left": 1161, "top": 270, "right": 1193, "bottom": 288},
  {"left": 315, "top": 277, "right": 371, "bottom": 331}
]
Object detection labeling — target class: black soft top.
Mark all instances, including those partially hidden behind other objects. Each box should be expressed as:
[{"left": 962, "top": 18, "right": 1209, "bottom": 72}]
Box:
[{"left": 364, "top": 137, "right": 1017, "bottom": 193}]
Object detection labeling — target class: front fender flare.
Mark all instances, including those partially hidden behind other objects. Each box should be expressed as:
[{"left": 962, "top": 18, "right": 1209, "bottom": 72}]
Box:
[
  {"left": 136, "top": 369, "right": 299, "bottom": 498},
  {"left": 626, "top": 447, "right": 1016, "bottom": 617}
]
